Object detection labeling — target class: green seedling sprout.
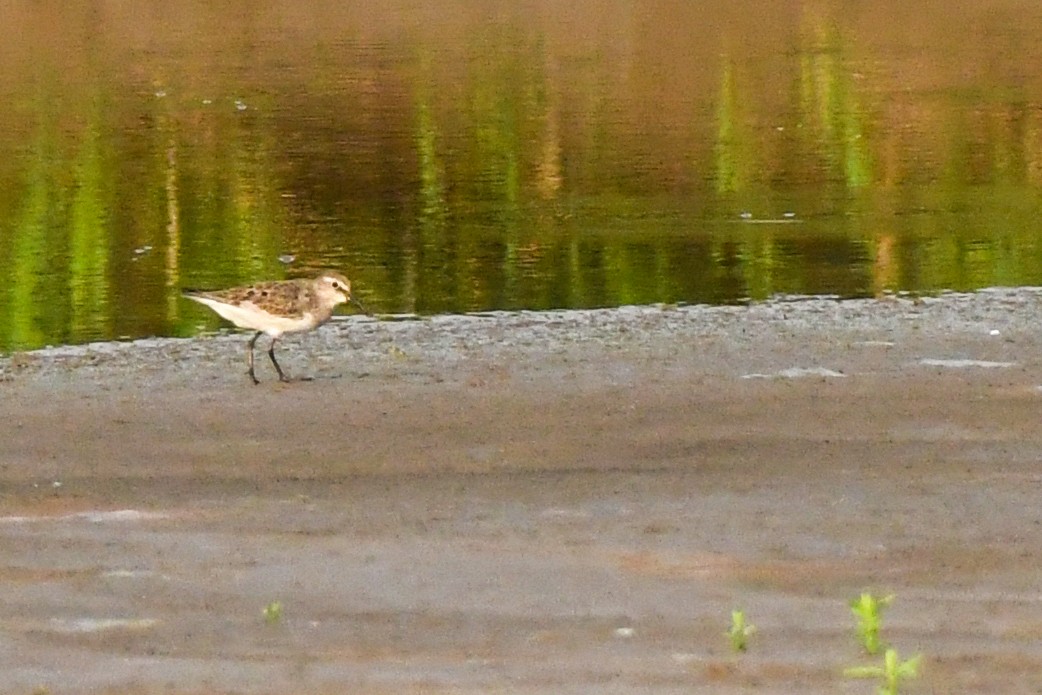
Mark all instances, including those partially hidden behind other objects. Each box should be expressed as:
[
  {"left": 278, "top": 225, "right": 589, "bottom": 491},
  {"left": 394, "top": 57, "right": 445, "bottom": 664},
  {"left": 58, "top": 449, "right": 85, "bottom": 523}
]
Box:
[
  {"left": 262, "top": 600, "right": 283, "bottom": 625},
  {"left": 726, "top": 609, "right": 755, "bottom": 652},
  {"left": 850, "top": 592, "right": 893, "bottom": 654},
  {"left": 844, "top": 648, "right": 922, "bottom": 695}
]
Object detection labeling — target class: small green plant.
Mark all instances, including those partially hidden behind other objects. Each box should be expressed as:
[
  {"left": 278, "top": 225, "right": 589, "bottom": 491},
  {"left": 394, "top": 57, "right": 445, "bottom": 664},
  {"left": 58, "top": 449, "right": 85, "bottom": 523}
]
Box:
[
  {"left": 726, "top": 609, "right": 755, "bottom": 652},
  {"left": 262, "top": 600, "right": 283, "bottom": 625},
  {"left": 844, "top": 647, "right": 922, "bottom": 695},
  {"left": 850, "top": 592, "right": 893, "bottom": 654}
]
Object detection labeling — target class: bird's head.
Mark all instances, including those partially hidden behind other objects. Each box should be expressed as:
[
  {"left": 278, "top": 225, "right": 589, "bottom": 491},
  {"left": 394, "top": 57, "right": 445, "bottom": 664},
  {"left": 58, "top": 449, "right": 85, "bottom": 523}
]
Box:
[{"left": 317, "top": 272, "right": 368, "bottom": 314}]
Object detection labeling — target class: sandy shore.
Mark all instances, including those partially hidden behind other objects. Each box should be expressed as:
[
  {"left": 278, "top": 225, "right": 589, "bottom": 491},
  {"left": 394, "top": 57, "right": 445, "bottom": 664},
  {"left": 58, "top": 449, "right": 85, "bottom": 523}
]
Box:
[{"left": 3, "top": 290, "right": 1042, "bottom": 693}]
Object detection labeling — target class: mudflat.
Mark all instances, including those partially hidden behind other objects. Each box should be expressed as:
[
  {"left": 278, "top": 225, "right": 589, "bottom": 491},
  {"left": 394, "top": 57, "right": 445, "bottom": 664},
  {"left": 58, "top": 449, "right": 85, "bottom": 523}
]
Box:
[{"left": 3, "top": 291, "right": 1042, "bottom": 693}]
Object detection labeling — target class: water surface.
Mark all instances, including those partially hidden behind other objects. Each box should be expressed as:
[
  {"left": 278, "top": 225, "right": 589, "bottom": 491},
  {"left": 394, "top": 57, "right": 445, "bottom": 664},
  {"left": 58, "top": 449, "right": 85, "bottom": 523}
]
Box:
[{"left": 3, "top": 1, "right": 1042, "bottom": 351}]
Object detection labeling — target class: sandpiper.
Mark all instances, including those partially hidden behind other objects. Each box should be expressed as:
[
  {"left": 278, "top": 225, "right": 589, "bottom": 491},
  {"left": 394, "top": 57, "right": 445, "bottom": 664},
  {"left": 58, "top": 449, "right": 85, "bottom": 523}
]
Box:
[{"left": 183, "top": 272, "right": 365, "bottom": 384}]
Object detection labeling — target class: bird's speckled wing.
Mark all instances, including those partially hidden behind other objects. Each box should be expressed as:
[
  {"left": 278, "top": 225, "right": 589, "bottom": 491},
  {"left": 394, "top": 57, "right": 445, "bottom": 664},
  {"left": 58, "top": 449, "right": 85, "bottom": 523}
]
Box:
[{"left": 185, "top": 279, "right": 312, "bottom": 319}]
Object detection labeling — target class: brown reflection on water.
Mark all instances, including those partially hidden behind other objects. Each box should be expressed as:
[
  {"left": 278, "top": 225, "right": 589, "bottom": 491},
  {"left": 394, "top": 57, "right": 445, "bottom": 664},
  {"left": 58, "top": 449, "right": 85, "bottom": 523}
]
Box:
[{"left": 3, "top": 2, "right": 1042, "bottom": 351}]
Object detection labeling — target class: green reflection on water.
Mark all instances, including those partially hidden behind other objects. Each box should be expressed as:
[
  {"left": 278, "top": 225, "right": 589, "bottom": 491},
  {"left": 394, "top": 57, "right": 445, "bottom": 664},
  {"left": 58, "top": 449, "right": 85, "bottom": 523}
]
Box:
[
  {"left": 7, "top": 96, "right": 56, "bottom": 350},
  {"left": 2, "top": 3, "right": 1042, "bottom": 353},
  {"left": 69, "top": 97, "right": 112, "bottom": 343}
]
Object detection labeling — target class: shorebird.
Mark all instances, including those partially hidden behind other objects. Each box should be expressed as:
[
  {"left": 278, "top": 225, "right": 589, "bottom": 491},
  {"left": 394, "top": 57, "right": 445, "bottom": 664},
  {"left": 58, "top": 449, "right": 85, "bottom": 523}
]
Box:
[{"left": 183, "top": 272, "right": 365, "bottom": 384}]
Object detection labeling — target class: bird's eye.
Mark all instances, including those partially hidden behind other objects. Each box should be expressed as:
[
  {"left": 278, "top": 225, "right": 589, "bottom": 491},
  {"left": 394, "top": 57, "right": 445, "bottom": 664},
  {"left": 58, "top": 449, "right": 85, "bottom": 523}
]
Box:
[{"left": 332, "top": 281, "right": 340, "bottom": 289}]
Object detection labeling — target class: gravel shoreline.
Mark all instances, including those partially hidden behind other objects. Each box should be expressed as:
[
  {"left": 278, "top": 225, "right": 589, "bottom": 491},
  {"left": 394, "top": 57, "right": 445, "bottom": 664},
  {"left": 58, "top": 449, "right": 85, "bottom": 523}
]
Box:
[{"left": 4, "top": 288, "right": 1042, "bottom": 385}]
